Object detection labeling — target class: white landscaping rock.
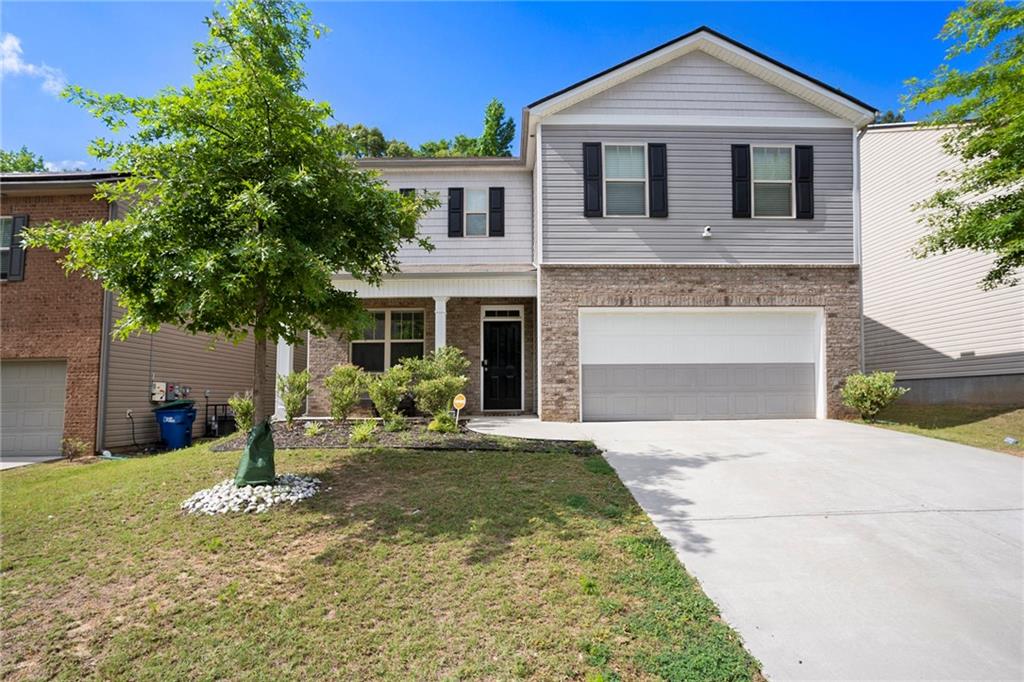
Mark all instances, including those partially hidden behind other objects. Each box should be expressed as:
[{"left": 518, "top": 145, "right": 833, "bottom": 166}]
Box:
[{"left": 180, "top": 474, "right": 321, "bottom": 515}]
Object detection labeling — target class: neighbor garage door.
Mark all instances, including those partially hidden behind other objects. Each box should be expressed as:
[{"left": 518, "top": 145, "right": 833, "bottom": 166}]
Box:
[
  {"left": 580, "top": 309, "right": 820, "bottom": 421},
  {"left": 1, "top": 361, "right": 67, "bottom": 456}
]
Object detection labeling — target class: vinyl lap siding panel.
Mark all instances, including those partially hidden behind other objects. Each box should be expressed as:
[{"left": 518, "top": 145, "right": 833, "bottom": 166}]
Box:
[
  {"left": 860, "top": 126, "right": 1024, "bottom": 380},
  {"left": 381, "top": 169, "right": 533, "bottom": 266},
  {"left": 541, "top": 126, "right": 854, "bottom": 263},
  {"left": 103, "top": 305, "right": 275, "bottom": 449},
  {"left": 561, "top": 51, "right": 844, "bottom": 124}
]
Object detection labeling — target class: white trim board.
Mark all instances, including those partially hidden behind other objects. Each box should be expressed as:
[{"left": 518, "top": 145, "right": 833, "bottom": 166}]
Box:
[{"left": 333, "top": 273, "right": 538, "bottom": 299}]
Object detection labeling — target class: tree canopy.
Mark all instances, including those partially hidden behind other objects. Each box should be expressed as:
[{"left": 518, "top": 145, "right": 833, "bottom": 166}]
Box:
[
  {"left": 23, "top": 0, "right": 437, "bottom": 421},
  {"left": 905, "top": 0, "right": 1023, "bottom": 288},
  {"left": 0, "top": 146, "right": 46, "bottom": 172},
  {"left": 337, "top": 97, "right": 516, "bottom": 158}
]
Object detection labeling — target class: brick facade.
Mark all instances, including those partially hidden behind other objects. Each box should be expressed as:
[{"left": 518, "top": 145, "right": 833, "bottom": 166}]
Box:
[
  {"left": 307, "top": 297, "right": 536, "bottom": 416},
  {"left": 538, "top": 264, "right": 862, "bottom": 421},
  {"left": 0, "top": 191, "right": 109, "bottom": 448}
]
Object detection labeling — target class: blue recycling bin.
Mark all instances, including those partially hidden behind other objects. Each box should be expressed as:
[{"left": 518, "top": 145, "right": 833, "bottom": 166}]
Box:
[{"left": 152, "top": 400, "right": 197, "bottom": 450}]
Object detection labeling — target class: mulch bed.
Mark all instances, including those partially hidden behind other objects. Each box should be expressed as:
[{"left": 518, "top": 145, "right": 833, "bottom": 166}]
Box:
[{"left": 210, "top": 418, "right": 599, "bottom": 456}]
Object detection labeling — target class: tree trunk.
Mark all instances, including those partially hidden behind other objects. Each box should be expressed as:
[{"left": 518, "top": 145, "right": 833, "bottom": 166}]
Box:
[{"left": 253, "top": 335, "right": 268, "bottom": 424}]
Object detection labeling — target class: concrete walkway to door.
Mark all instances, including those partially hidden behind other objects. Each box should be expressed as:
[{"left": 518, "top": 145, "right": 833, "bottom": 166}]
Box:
[{"left": 469, "top": 417, "right": 1024, "bottom": 681}]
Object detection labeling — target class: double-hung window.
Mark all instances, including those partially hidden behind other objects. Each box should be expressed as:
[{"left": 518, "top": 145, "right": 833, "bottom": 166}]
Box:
[
  {"left": 0, "top": 217, "right": 13, "bottom": 280},
  {"left": 464, "top": 189, "right": 488, "bottom": 236},
  {"left": 751, "top": 146, "right": 794, "bottom": 218},
  {"left": 350, "top": 310, "right": 425, "bottom": 372},
  {"left": 604, "top": 144, "right": 647, "bottom": 216}
]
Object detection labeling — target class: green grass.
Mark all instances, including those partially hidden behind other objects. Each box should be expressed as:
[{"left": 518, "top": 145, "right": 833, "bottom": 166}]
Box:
[
  {"left": 0, "top": 444, "right": 760, "bottom": 681},
  {"left": 868, "top": 403, "right": 1024, "bottom": 456}
]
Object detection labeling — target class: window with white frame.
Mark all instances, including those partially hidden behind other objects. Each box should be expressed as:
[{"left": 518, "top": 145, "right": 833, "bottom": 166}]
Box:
[
  {"left": 0, "top": 217, "right": 13, "bottom": 280},
  {"left": 350, "top": 310, "right": 424, "bottom": 372},
  {"left": 752, "top": 146, "right": 794, "bottom": 218},
  {"left": 604, "top": 144, "right": 647, "bottom": 216},
  {"left": 465, "top": 189, "right": 488, "bottom": 236}
]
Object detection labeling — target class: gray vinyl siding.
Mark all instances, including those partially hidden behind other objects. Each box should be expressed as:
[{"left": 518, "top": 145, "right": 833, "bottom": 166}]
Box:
[
  {"left": 561, "top": 50, "right": 844, "bottom": 124},
  {"left": 103, "top": 304, "right": 275, "bottom": 449},
  {"left": 541, "top": 125, "right": 854, "bottom": 263},
  {"left": 860, "top": 126, "right": 1024, "bottom": 380},
  {"left": 380, "top": 169, "right": 533, "bottom": 265}
]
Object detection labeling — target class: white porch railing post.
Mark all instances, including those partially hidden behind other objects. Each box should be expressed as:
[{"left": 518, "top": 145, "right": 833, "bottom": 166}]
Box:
[
  {"left": 273, "top": 338, "right": 294, "bottom": 421},
  {"left": 433, "top": 296, "right": 449, "bottom": 350}
]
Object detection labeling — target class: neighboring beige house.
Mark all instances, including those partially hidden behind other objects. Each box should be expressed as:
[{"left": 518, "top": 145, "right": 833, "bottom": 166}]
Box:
[
  {"left": 860, "top": 124, "right": 1024, "bottom": 404},
  {"left": 0, "top": 172, "right": 277, "bottom": 458}
]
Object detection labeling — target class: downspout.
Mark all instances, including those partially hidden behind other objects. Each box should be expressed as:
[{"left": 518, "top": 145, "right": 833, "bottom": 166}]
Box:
[
  {"left": 94, "top": 200, "right": 116, "bottom": 452},
  {"left": 853, "top": 126, "right": 867, "bottom": 373}
]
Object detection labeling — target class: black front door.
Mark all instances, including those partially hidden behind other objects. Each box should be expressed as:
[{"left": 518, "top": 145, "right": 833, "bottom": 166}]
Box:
[{"left": 483, "top": 320, "right": 522, "bottom": 410}]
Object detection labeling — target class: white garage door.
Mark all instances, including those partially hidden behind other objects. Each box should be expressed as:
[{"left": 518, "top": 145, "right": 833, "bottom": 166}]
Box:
[
  {"left": 580, "top": 309, "right": 822, "bottom": 421},
  {"left": 1, "top": 361, "right": 68, "bottom": 456}
]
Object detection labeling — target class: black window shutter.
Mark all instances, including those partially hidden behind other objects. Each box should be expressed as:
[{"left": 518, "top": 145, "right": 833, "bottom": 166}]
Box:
[
  {"left": 7, "top": 215, "right": 28, "bottom": 282},
  {"left": 447, "top": 188, "right": 463, "bottom": 238},
  {"left": 648, "top": 143, "right": 668, "bottom": 218},
  {"left": 488, "top": 187, "right": 505, "bottom": 237},
  {"left": 583, "top": 142, "right": 602, "bottom": 217},
  {"left": 795, "top": 145, "right": 814, "bottom": 219},
  {"left": 399, "top": 188, "right": 414, "bottom": 197},
  {"left": 731, "top": 145, "right": 751, "bottom": 218}
]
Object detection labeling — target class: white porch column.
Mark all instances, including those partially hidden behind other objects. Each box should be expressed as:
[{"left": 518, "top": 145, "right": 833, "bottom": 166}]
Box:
[
  {"left": 433, "top": 296, "right": 449, "bottom": 350},
  {"left": 273, "top": 338, "right": 294, "bottom": 420}
]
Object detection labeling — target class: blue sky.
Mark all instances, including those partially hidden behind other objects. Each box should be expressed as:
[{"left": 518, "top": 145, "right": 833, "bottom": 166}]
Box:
[{"left": 1, "top": 2, "right": 964, "bottom": 170}]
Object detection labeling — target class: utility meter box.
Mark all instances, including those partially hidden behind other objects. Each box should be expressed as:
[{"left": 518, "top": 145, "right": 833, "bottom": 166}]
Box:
[{"left": 151, "top": 381, "right": 167, "bottom": 402}]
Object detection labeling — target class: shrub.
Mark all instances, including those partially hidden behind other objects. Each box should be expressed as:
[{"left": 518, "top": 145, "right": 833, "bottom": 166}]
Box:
[
  {"left": 324, "top": 364, "right": 365, "bottom": 422},
  {"left": 414, "top": 375, "right": 466, "bottom": 432},
  {"left": 276, "top": 369, "right": 310, "bottom": 427},
  {"left": 426, "top": 413, "right": 458, "bottom": 433},
  {"left": 367, "top": 365, "right": 411, "bottom": 422},
  {"left": 303, "top": 421, "right": 324, "bottom": 437},
  {"left": 841, "top": 371, "right": 909, "bottom": 420},
  {"left": 350, "top": 419, "right": 377, "bottom": 444},
  {"left": 61, "top": 437, "right": 92, "bottom": 460},
  {"left": 383, "top": 415, "right": 406, "bottom": 432},
  {"left": 228, "top": 392, "right": 255, "bottom": 433},
  {"left": 400, "top": 345, "right": 470, "bottom": 384}
]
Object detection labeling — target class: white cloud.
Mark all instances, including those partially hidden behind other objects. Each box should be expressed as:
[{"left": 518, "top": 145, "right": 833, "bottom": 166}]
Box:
[
  {"left": 44, "top": 160, "right": 89, "bottom": 172},
  {"left": 0, "top": 33, "right": 66, "bottom": 96}
]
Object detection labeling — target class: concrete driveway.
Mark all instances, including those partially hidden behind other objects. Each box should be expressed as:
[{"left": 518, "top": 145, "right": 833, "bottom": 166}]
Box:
[{"left": 470, "top": 418, "right": 1024, "bottom": 681}]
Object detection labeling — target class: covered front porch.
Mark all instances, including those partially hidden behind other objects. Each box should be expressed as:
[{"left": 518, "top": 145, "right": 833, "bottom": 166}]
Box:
[{"left": 275, "top": 266, "right": 537, "bottom": 417}]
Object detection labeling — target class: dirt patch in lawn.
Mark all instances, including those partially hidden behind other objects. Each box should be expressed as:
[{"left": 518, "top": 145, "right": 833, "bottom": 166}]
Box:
[{"left": 211, "top": 419, "right": 599, "bottom": 455}]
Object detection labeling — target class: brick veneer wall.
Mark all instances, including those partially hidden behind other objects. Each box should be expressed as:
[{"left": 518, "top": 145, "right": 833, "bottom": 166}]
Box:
[
  {"left": 0, "top": 192, "right": 109, "bottom": 448},
  {"left": 538, "top": 264, "right": 862, "bottom": 421},
  {"left": 306, "top": 297, "right": 536, "bottom": 415}
]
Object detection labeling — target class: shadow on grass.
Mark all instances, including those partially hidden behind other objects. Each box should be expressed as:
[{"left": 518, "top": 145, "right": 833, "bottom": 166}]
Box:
[
  {"left": 298, "top": 448, "right": 635, "bottom": 566},
  {"left": 877, "top": 403, "right": 1024, "bottom": 430}
]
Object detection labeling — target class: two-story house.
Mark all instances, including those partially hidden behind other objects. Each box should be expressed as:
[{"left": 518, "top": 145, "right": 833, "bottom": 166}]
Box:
[{"left": 292, "top": 27, "right": 876, "bottom": 422}]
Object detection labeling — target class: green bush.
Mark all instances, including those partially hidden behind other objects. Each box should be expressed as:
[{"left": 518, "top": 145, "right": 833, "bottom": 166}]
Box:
[
  {"left": 841, "top": 371, "right": 909, "bottom": 420},
  {"left": 323, "top": 364, "right": 365, "bottom": 422},
  {"left": 400, "top": 345, "right": 470, "bottom": 384},
  {"left": 414, "top": 375, "right": 466, "bottom": 431},
  {"left": 367, "top": 365, "right": 411, "bottom": 422},
  {"left": 276, "top": 369, "right": 311, "bottom": 427},
  {"left": 303, "top": 421, "right": 324, "bottom": 437},
  {"left": 426, "top": 413, "right": 458, "bottom": 433},
  {"left": 228, "top": 392, "right": 255, "bottom": 433},
  {"left": 383, "top": 415, "right": 406, "bottom": 432},
  {"left": 350, "top": 419, "right": 377, "bottom": 444}
]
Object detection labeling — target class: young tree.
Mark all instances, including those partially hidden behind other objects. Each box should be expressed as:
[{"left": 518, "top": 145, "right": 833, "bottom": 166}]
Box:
[
  {"left": 874, "top": 110, "right": 906, "bottom": 124},
  {"left": 905, "top": 0, "right": 1023, "bottom": 288},
  {"left": 24, "top": 0, "right": 437, "bottom": 431},
  {"left": 0, "top": 145, "right": 46, "bottom": 172}
]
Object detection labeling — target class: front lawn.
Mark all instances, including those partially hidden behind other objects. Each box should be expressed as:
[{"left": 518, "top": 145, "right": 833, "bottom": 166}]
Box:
[
  {"left": 1, "top": 443, "right": 760, "bottom": 681},
  {"left": 869, "top": 403, "right": 1024, "bottom": 456}
]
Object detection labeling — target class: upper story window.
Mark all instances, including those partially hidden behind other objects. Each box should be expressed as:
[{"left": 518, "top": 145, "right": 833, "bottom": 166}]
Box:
[
  {"left": 752, "top": 146, "right": 794, "bottom": 218},
  {"left": 0, "top": 217, "right": 13, "bottom": 280},
  {"left": 465, "top": 189, "right": 488, "bottom": 236},
  {"left": 350, "top": 310, "right": 425, "bottom": 372},
  {"left": 604, "top": 144, "right": 647, "bottom": 216}
]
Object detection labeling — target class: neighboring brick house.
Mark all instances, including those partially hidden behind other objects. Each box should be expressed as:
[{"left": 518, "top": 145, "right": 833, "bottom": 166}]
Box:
[
  {"left": 0, "top": 172, "right": 274, "bottom": 458},
  {"left": 287, "top": 27, "right": 876, "bottom": 422}
]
